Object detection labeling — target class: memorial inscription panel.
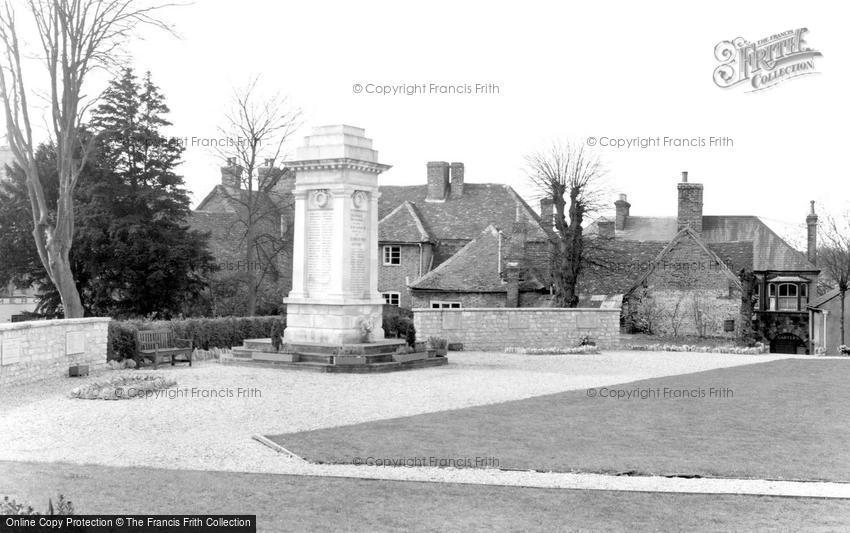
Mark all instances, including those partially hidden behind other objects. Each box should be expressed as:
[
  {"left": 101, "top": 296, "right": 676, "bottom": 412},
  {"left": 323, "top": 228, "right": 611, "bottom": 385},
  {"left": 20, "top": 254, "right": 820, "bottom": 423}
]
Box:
[
  {"left": 349, "top": 191, "right": 369, "bottom": 296},
  {"left": 306, "top": 190, "right": 333, "bottom": 295}
]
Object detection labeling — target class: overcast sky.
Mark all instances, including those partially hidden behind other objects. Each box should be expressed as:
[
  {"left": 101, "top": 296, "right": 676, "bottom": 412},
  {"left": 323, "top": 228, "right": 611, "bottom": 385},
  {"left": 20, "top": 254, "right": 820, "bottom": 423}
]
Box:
[{"left": 11, "top": 0, "right": 850, "bottom": 243}]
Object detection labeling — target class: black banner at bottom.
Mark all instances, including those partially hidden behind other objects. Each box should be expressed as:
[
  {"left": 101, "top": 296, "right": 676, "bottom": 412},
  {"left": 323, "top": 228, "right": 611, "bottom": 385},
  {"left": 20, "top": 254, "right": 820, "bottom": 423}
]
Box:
[{"left": 0, "top": 515, "right": 256, "bottom": 533}]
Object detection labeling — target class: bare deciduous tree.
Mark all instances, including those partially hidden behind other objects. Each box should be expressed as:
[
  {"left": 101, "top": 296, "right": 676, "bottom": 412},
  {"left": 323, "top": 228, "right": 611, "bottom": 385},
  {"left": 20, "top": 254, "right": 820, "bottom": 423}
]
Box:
[
  {"left": 525, "top": 141, "right": 606, "bottom": 307},
  {"left": 0, "top": 0, "right": 172, "bottom": 317},
  {"left": 820, "top": 213, "right": 850, "bottom": 346},
  {"left": 215, "top": 77, "right": 301, "bottom": 316}
]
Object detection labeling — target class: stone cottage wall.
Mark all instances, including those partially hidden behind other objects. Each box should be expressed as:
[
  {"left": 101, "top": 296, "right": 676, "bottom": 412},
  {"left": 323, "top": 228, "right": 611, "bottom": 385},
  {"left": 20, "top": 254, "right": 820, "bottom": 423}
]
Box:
[
  {"left": 627, "top": 238, "right": 742, "bottom": 337},
  {"left": 414, "top": 307, "right": 620, "bottom": 351},
  {"left": 0, "top": 318, "right": 110, "bottom": 387}
]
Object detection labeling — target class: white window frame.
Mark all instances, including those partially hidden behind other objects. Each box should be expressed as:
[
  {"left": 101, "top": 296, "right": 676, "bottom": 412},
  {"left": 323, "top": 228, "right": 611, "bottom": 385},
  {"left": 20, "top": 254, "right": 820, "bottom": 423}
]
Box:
[
  {"left": 431, "top": 301, "right": 461, "bottom": 309},
  {"left": 383, "top": 245, "right": 401, "bottom": 266},
  {"left": 382, "top": 292, "right": 401, "bottom": 306}
]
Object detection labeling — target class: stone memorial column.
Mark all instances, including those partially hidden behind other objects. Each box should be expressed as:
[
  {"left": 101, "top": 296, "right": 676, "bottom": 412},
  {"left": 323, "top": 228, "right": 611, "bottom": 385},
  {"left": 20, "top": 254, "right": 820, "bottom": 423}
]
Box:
[{"left": 282, "top": 125, "right": 391, "bottom": 345}]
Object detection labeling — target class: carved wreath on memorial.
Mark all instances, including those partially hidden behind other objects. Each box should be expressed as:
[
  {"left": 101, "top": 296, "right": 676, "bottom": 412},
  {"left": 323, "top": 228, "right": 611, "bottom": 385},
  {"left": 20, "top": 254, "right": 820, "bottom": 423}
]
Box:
[
  {"left": 351, "top": 190, "right": 368, "bottom": 209},
  {"left": 310, "top": 189, "right": 330, "bottom": 208}
]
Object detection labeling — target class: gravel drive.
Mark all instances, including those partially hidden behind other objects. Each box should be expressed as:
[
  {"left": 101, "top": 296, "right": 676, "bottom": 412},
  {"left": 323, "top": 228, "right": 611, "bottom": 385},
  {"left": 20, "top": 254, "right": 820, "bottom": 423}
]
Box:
[{"left": 4, "top": 350, "right": 838, "bottom": 497}]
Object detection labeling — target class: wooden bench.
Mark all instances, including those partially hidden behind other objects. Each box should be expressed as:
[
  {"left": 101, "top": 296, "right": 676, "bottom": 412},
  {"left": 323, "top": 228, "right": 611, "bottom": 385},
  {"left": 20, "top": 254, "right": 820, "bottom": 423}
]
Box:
[{"left": 136, "top": 329, "right": 193, "bottom": 369}]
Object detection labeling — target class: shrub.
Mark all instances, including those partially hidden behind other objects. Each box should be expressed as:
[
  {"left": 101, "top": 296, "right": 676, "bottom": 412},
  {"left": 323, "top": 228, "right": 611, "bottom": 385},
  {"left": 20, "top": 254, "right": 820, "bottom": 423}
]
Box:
[
  {"left": 427, "top": 337, "right": 448, "bottom": 349},
  {"left": 382, "top": 305, "right": 416, "bottom": 346},
  {"left": 2, "top": 494, "right": 74, "bottom": 515},
  {"left": 108, "top": 316, "right": 285, "bottom": 361}
]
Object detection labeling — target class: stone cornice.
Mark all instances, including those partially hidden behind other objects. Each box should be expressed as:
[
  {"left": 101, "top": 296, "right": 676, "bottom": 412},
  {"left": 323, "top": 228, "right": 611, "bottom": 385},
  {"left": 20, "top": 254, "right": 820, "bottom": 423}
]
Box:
[{"left": 284, "top": 158, "right": 392, "bottom": 174}]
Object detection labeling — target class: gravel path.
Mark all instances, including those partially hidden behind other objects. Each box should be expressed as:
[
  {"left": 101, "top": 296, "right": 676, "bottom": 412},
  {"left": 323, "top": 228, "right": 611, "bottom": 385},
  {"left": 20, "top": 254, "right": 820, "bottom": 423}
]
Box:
[{"left": 4, "top": 350, "right": 840, "bottom": 497}]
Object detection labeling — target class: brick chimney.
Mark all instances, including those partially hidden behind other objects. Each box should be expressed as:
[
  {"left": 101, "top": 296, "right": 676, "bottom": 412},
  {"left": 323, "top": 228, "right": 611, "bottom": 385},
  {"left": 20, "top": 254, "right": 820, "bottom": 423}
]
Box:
[
  {"left": 450, "top": 162, "right": 464, "bottom": 199},
  {"left": 807, "top": 200, "right": 818, "bottom": 265},
  {"left": 257, "top": 158, "right": 278, "bottom": 190},
  {"left": 539, "top": 198, "right": 554, "bottom": 230},
  {"left": 677, "top": 171, "right": 703, "bottom": 233},
  {"left": 614, "top": 193, "right": 630, "bottom": 230},
  {"left": 221, "top": 157, "right": 242, "bottom": 189},
  {"left": 597, "top": 217, "right": 615, "bottom": 238},
  {"left": 426, "top": 161, "right": 450, "bottom": 202}
]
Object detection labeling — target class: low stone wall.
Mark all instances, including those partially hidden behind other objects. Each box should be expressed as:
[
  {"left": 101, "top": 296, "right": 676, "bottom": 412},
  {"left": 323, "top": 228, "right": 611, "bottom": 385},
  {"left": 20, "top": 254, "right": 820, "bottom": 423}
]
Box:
[
  {"left": 0, "top": 318, "right": 111, "bottom": 387},
  {"left": 413, "top": 308, "right": 621, "bottom": 351}
]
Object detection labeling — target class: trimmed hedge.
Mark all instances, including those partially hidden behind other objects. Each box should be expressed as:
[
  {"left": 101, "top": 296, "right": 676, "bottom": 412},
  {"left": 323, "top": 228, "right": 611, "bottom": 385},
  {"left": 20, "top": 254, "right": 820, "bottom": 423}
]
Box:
[{"left": 108, "top": 316, "right": 285, "bottom": 361}]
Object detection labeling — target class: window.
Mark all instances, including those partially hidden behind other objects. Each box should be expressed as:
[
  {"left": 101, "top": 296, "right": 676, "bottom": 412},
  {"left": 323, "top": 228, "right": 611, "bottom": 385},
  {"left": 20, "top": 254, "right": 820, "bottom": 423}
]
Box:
[
  {"left": 383, "top": 245, "right": 401, "bottom": 265},
  {"left": 431, "top": 301, "right": 461, "bottom": 309},
  {"left": 801, "top": 283, "right": 809, "bottom": 305},
  {"left": 778, "top": 283, "right": 798, "bottom": 311},
  {"left": 382, "top": 292, "right": 400, "bottom": 306},
  {"left": 753, "top": 282, "right": 761, "bottom": 310},
  {"left": 769, "top": 283, "right": 801, "bottom": 311},
  {"left": 723, "top": 319, "right": 735, "bottom": 332}
]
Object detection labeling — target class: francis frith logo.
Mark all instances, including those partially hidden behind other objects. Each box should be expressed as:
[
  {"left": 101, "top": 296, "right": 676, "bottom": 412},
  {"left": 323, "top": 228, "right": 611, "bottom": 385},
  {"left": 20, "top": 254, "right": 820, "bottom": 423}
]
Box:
[{"left": 713, "top": 28, "right": 822, "bottom": 92}]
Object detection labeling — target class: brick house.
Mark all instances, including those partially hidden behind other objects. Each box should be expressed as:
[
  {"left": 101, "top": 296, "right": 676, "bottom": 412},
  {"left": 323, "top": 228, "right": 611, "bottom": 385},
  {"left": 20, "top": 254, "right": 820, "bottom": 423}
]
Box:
[
  {"left": 192, "top": 158, "right": 551, "bottom": 312},
  {"left": 190, "top": 158, "right": 295, "bottom": 313},
  {"left": 583, "top": 171, "right": 819, "bottom": 353},
  {"left": 377, "top": 161, "right": 552, "bottom": 309}
]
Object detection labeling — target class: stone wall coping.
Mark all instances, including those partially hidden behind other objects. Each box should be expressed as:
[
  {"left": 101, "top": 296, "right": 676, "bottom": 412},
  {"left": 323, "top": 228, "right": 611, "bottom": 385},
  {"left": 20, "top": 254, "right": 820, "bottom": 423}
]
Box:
[
  {"left": 412, "top": 307, "right": 620, "bottom": 313},
  {"left": 0, "top": 317, "right": 111, "bottom": 333}
]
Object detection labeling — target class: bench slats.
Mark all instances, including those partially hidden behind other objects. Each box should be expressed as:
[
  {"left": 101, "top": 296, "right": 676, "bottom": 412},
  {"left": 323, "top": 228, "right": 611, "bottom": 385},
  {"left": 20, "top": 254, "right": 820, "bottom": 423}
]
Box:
[{"left": 135, "top": 329, "right": 193, "bottom": 369}]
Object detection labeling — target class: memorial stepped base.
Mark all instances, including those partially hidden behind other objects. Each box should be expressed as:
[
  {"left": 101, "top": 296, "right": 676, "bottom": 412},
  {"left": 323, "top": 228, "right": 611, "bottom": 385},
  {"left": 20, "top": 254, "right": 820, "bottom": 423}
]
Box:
[{"left": 225, "top": 338, "right": 448, "bottom": 373}]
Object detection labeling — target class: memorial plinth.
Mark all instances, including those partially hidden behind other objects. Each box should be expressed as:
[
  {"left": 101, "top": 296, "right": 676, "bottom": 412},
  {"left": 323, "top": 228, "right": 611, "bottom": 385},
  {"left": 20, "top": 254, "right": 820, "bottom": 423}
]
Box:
[{"left": 283, "top": 125, "right": 390, "bottom": 345}]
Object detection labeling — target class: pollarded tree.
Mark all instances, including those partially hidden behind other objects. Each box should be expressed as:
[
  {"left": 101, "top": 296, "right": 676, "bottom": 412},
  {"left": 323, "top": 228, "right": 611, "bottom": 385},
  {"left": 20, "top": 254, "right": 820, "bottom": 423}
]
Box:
[
  {"left": 0, "top": 0, "right": 173, "bottom": 317},
  {"left": 525, "top": 141, "right": 607, "bottom": 307}
]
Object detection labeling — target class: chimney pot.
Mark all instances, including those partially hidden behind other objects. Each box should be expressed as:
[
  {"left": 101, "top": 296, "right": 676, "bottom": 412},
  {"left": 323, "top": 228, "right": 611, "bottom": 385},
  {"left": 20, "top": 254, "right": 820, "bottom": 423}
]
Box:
[
  {"left": 264, "top": 158, "right": 274, "bottom": 167},
  {"left": 681, "top": 171, "right": 688, "bottom": 183}
]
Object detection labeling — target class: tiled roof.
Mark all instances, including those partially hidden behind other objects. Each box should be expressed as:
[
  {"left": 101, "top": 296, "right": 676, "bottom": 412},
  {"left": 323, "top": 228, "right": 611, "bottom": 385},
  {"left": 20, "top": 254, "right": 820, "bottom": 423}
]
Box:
[
  {"left": 410, "top": 226, "right": 506, "bottom": 292},
  {"left": 410, "top": 225, "right": 545, "bottom": 292},
  {"left": 378, "top": 183, "right": 548, "bottom": 242},
  {"left": 378, "top": 201, "right": 432, "bottom": 243},
  {"left": 195, "top": 185, "right": 281, "bottom": 218},
  {"left": 578, "top": 235, "right": 754, "bottom": 296},
  {"left": 625, "top": 228, "right": 743, "bottom": 296},
  {"left": 588, "top": 215, "right": 815, "bottom": 271},
  {"left": 810, "top": 288, "right": 842, "bottom": 309}
]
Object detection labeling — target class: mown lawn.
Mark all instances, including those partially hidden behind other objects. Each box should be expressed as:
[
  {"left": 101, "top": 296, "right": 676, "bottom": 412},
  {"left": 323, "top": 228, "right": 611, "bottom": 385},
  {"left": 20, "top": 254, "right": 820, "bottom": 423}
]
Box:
[
  {"left": 1, "top": 461, "right": 849, "bottom": 532},
  {"left": 270, "top": 359, "right": 850, "bottom": 481}
]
